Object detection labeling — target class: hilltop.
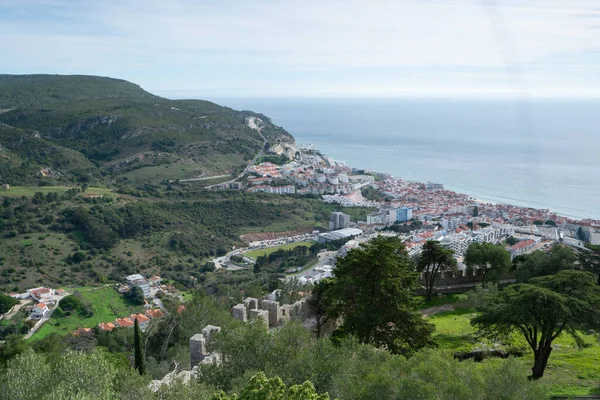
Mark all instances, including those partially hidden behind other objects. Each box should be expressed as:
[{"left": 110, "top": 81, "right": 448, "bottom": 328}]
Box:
[{"left": 0, "top": 74, "right": 293, "bottom": 186}]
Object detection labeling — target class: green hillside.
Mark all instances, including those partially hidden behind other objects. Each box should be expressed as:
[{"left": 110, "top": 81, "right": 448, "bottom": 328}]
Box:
[{"left": 0, "top": 74, "right": 292, "bottom": 186}]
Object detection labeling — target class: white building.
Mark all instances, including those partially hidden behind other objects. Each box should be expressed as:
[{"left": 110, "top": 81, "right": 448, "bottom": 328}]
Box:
[
  {"left": 126, "top": 274, "right": 151, "bottom": 298},
  {"left": 28, "top": 287, "right": 54, "bottom": 304},
  {"left": 31, "top": 303, "right": 50, "bottom": 319},
  {"left": 248, "top": 185, "right": 295, "bottom": 195},
  {"left": 367, "top": 212, "right": 388, "bottom": 225},
  {"left": 318, "top": 228, "right": 363, "bottom": 243}
]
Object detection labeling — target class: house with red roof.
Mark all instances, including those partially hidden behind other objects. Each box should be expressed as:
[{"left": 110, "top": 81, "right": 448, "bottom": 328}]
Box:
[
  {"left": 146, "top": 309, "right": 164, "bottom": 319},
  {"left": 73, "top": 327, "right": 92, "bottom": 336},
  {"left": 115, "top": 317, "right": 134, "bottom": 328},
  {"left": 98, "top": 322, "right": 116, "bottom": 332},
  {"left": 31, "top": 303, "right": 50, "bottom": 319},
  {"left": 28, "top": 287, "right": 54, "bottom": 303}
]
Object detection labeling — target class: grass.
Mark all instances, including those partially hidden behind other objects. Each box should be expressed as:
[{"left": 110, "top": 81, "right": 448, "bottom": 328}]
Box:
[
  {"left": 243, "top": 241, "right": 314, "bottom": 260},
  {"left": 0, "top": 186, "right": 112, "bottom": 197},
  {"left": 30, "top": 286, "right": 143, "bottom": 340},
  {"left": 427, "top": 306, "right": 600, "bottom": 397},
  {"left": 418, "top": 293, "right": 467, "bottom": 309},
  {"left": 428, "top": 308, "right": 479, "bottom": 351}
]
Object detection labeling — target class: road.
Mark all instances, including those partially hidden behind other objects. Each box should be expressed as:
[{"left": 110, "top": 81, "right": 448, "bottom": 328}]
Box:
[
  {"left": 287, "top": 251, "right": 337, "bottom": 282},
  {"left": 24, "top": 294, "right": 68, "bottom": 339},
  {"left": 213, "top": 249, "right": 247, "bottom": 270},
  {"left": 0, "top": 299, "right": 31, "bottom": 321},
  {"left": 179, "top": 174, "right": 232, "bottom": 183},
  {"left": 205, "top": 117, "right": 268, "bottom": 189}
]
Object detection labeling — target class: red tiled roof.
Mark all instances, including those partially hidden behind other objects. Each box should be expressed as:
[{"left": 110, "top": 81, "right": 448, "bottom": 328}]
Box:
[
  {"left": 98, "top": 322, "right": 116, "bottom": 331},
  {"left": 511, "top": 239, "right": 535, "bottom": 251},
  {"left": 146, "top": 309, "right": 164, "bottom": 319},
  {"left": 131, "top": 313, "right": 150, "bottom": 323},
  {"left": 115, "top": 318, "right": 134, "bottom": 328}
]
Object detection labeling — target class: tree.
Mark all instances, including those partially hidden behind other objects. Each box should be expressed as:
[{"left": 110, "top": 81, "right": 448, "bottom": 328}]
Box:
[
  {"left": 327, "top": 236, "right": 433, "bottom": 355},
  {"left": 515, "top": 245, "right": 576, "bottom": 283},
  {"left": 133, "top": 317, "right": 145, "bottom": 375},
  {"left": 464, "top": 242, "right": 511, "bottom": 287},
  {"left": 578, "top": 244, "right": 600, "bottom": 285},
  {"left": 505, "top": 236, "right": 518, "bottom": 246},
  {"left": 472, "top": 206, "right": 479, "bottom": 217},
  {"left": 0, "top": 293, "right": 19, "bottom": 314},
  {"left": 417, "top": 241, "right": 457, "bottom": 301},
  {"left": 472, "top": 270, "right": 600, "bottom": 379},
  {"left": 127, "top": 286, "right": 145, "bottom": 305},
  {"left": 213, "top": 372, "right": 330, "bottom": 400},
  {"left": 307, "top": 279, "right": 335, "bottom": 338},
  {"left": 59, "top": 294, "right": 83, "bottom": 313}
]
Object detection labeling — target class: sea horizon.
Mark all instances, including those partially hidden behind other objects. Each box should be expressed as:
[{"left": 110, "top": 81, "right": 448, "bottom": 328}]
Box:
[{"left": 209, "top": 96, "right": 600, "bottom": 221}]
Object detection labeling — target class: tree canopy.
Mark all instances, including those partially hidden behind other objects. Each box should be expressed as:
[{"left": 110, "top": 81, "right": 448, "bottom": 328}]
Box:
[
  {"left": 515, "top": 244, "right": 576, "bottom": 283},
  {"left": 0, "top": 293, "right": 19, "bottom": 314},
  {"left": 214, "top": 372, "right": 330, "bottom": 400},
  {"left": 578, "top": 244, "right": 600, "bottom": 286},
  {"left": 417, "top": 240, "right": 457, "bottom": 301},
  {"left": 464, "top": 242, "right": 511, "bottom": 287},
  {"left": 472, "top": 270, "right": 600, "bottom": 379},
  {"left": 326, "top": 236, "right": 433, "bottom": 355}
]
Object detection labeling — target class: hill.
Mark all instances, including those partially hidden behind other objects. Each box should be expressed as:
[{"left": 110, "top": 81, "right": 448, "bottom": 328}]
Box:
[{"left": 0, "top": 74, "right": 293, "bottom": 186}]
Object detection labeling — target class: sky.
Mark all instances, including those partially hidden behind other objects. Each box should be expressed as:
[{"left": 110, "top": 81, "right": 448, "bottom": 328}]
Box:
[{"left": 1, "top": 0, "right": 599, "bottom": 98}]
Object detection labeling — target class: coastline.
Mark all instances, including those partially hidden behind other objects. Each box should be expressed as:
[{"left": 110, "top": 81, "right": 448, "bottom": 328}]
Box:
[{"left": 321, "top": 155, "right": 598, "bottom": 225}]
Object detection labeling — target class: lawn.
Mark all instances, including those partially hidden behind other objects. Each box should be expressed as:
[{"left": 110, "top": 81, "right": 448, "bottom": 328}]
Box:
[
  {"left": 427, "top": 304, "right": 600, "bottom": 397},
  {"left": 243, "top": 241, "right": 314, "bottom": 260},
  {"left": 30, "top": 286, "right": 143, "bottom": 340},
  {"left": 418, "top": 293, "right": 467, "bottom": 309},
  {"left": 0, "top": 186, "right": 112, "bottom": 197}
]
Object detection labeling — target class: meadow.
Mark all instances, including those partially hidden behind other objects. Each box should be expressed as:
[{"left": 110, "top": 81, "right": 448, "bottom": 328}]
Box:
[
  {"left": 426, "top": 297, "right": 600, "bottom": 397},
  {"left": 31, "top": 286, "right": 143, "bottom": 340}
]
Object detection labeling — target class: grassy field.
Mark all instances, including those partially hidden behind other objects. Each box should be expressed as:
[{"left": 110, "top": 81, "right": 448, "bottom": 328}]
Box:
[
  {"left": 31, "top": 286, "right": 143, "bottom": 340},
  {"left": 244, "top": 241, "right": 314, "bottom": 260},
  {"left": 427, "top": 299, "right": 600, "bottom": 397},
  {"left": 0, "top": 186, "right": 112, "bottom": 197}
]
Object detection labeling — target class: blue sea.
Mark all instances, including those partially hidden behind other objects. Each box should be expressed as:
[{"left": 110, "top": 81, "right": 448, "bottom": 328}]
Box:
[{"left": 211, "top": 97, "right": 600, "bottom": 220}]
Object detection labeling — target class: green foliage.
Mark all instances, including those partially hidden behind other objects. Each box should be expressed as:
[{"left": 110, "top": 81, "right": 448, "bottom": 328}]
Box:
[
  {"left": 203, "top": 321, "right": 546, "bottom": 400},
  {"left": 58, "top": 294, "right": 84, "bottom": 313},
  {"left": 0, "top": 74, "right": 292, "bottom": 187},
  {"left": 472, "top": 270, "right": 600, "bottom": 379},
  {"left": 33, "top": 286, "right": 143, "bottom": 339},
  {"left": 578, "top": 244, "right": 600, "bottom": 285},
  {"left": 360, "top": 186, "right": 387, "bottom": 202},
  {"left": 515, "top": 244, "right": 576, "bottom": 283},
  {"left": 464, "top": 242, "right": 511, "bottom": 287},
  {"left": 307, "top": 279, "right": 335, "bottom": 338},
  {"left": 0, "top": 293, "right": 19, "bottom": 314},
  {"left": 472, "top": 205, "right": 479, "bottom": 217},
  {"left": 134, "top": 317, "right": 146, "bottom": 375},
  {"left": 326, "top": 236, "right": 434, "bottom": 355},
  {"left": 253, "top": 245, "right": 318, "bottom": 273},
  {"left": 214, "top": 372, "right": 330, "bottom": 400},
  {"left": 416, "top": 240, "right": 457, "bottom": 301},
  {"left": 127, "top": 286, "right": 146, "bottom": 306}
]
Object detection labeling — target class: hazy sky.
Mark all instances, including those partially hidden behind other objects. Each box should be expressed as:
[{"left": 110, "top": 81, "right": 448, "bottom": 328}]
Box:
[{"left": 1, "top": 0, "right": 599, "bottom": 97}]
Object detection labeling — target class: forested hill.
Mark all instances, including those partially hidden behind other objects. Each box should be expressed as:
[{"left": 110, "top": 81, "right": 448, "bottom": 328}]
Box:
[{"left": 0, "top": 74, "right": 293, "bottom": 186}]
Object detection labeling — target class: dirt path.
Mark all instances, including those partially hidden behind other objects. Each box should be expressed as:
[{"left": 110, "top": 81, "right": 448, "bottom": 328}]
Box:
[{"left": 420, "top": 303, "right": 456, "bottom": 317}]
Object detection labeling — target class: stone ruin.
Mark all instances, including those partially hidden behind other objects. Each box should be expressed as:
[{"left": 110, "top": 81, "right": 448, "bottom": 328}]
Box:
[
  {"left": 149, "top": 324, "right": 221, "bottom": 391},
  {"left": 231, "top": 296, "right": 313, "bottom": 328}
]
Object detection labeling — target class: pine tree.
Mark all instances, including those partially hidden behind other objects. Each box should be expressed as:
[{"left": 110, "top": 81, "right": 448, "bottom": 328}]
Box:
[{"left": 133, "top": 317, "right": 145, "bottom": 375}]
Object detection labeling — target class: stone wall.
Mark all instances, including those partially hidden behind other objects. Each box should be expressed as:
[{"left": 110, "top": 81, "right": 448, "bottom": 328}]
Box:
[
  {"left": 231, "top": 295, "right": 316, "bottom": 328},
  {"left": 190, "top": 325, "right": 221, "bottom": 368}
]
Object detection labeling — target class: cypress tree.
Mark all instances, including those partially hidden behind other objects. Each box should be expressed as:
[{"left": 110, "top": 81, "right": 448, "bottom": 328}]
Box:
[{"left": 133, "top": 317, "right": 145, "bottom": 375}]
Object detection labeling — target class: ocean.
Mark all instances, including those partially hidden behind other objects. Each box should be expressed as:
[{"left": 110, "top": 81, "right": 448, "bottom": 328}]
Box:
[{"left": 210, "top": 97, "right": 600, "bottom": 220}]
